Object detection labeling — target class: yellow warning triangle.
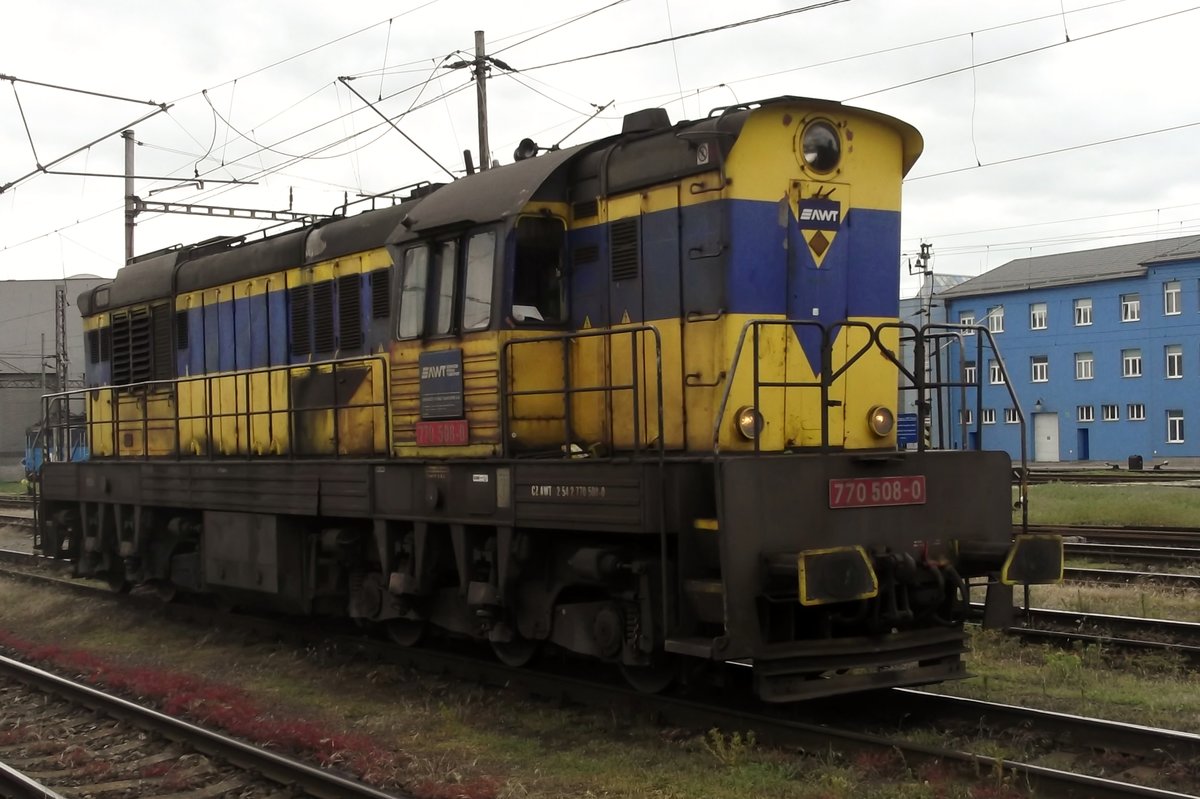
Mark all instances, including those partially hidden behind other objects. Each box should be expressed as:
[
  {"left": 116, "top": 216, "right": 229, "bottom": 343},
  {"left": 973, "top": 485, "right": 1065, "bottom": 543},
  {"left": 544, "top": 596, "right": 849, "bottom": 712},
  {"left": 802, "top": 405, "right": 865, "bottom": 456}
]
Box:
[
  {"left": 581, "top": 315, "right": 592, "bottom": 329},
  {"left": 620, "top": 309, "right": 631, "bottom": 324}
]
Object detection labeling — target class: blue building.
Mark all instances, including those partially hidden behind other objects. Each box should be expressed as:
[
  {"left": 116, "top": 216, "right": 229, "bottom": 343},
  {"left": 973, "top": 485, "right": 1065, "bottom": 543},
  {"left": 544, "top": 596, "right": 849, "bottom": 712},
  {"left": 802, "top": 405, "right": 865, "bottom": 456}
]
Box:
[{"left": 936, "top": 234, "right": 1200, "bottom": 463}]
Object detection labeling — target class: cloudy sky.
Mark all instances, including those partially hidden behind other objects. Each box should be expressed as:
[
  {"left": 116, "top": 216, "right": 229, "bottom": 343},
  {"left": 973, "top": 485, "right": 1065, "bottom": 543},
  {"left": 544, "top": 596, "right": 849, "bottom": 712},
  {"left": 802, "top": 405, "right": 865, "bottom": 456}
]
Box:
[{"left": 2, "top": 0, "right": 1198, "bottom": 296}]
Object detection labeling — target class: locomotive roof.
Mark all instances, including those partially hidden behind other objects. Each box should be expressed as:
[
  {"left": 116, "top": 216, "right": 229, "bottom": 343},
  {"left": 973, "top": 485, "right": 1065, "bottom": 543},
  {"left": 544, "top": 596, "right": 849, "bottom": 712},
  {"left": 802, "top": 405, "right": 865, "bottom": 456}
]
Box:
[{"left": 390, "top": 143, "right": 592, "bottom": 241}]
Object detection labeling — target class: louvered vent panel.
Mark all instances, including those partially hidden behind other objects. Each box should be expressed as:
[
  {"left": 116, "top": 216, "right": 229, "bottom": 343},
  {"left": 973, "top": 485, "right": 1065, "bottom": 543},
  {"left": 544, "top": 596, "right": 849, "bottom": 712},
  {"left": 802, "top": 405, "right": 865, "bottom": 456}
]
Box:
[
  {"left": 127, "top": 307, "right": 153, "bottom": 384},
  {"left": 290, "top": 285, "right": 312, "bottom": 356},
  {"left": 100, "top": 327, "right": 112, "bottom": 362},
  {"left": 370, "top": 269, "right": 391, "bottom": 319},
  {"left": 151, "top": 303, "right": 173, "bottom": 380},
  {"left": 573, "top": 199, "right": 598, "bottom": 219},
  {"left": 573, "top": 244, "right": 600, "bottom": 265},
  {"left": 87, "top": 330, "right": 100, "bottom": 365},
  {"left": 338, "top": 274, "right": 363, "bottom": 350},
  {"left": 175, "top": 310, "right": 189, "bottom": 351},
  {"left": 610, "top": 218, "right": 640, "bottom": 282},
  {"left": 312, "top": 281, "right": 336, "bottom": 353},
  {"left": 110, "top": 311, "right": 131, "bottom": 385}
]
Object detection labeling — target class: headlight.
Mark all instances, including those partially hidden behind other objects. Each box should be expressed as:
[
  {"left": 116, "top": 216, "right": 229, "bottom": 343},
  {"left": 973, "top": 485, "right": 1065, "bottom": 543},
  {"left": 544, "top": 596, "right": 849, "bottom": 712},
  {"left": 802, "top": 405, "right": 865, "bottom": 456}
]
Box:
[
  {"left": 801, "top": 120, "right": 840, "bottom": 173},
  {"left": 735, "top": 406, "right": 764, "bottom": 439},
  {"left": 868, "top": 405, "right": 895, "bottom": 437}
]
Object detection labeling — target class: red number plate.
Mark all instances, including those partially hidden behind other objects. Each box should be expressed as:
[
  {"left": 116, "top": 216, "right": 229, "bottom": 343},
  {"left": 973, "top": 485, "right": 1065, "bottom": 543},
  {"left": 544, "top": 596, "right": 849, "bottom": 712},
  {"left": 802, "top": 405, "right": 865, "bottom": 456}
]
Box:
[
  {"left": 829, "top": 475, "right": 926, "bottom": 508},
  {"left": 415, "top": 419, "right": 469, "bottom": 446}
]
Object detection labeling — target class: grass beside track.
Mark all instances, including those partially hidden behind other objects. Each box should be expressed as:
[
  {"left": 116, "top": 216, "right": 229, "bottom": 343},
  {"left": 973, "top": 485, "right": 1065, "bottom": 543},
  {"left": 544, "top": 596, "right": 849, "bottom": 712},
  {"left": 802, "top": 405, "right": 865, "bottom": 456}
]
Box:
[{"left": 1017, "top": 483, "right": 1200, "bottom": 527}]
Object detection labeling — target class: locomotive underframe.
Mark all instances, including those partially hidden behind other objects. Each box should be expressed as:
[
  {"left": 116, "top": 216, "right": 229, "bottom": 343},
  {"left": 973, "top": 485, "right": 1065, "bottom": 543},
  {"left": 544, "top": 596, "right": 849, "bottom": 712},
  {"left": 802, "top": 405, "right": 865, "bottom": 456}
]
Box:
[{"left": 38, "top": 447, "right": 1022, "bottom": 701}]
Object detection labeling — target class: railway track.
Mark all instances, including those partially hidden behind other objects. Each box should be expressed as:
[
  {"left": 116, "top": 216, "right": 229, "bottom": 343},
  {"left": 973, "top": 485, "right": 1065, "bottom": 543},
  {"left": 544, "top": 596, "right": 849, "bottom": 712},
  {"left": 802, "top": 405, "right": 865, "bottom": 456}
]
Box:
[
  {"left": 0, "top": 552, "right": 1196, "bottom": 797},
  {"left": 0, "top": 652, "right": 405, "bottom": 799},
  {"left": 1022, "top": 468, "right": 1200, "bottom": 485}
]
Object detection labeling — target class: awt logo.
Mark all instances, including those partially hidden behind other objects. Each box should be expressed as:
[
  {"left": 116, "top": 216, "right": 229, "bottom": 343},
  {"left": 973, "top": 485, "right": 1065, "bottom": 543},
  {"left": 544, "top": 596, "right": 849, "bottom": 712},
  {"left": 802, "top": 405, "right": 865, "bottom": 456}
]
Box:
[
  {"left": 800, "top": 207, "right": 839, "bottom": 223},
  {"left": 796, "top": 198, "right": 842, "bottom": 232}
]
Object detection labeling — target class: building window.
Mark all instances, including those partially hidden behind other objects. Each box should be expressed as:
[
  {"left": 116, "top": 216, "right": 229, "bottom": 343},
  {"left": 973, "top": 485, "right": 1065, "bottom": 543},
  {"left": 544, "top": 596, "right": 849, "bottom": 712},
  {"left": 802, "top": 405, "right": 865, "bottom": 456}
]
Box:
[
  {"left": 1074, "top": 352, "right": 1093, "bottom": 380},
  {"left": 1166, "top": 344, "right": 1183, "bottom": 379},
  {"left": 1031, "top": 355, "right": 1048, "bottom": 383},
  {"left": 1122, "top": 348, "right": 1142, "bottom": 377},
  {"left": 988, "top": 359, "right": 1003, "bottom": 385},
  {"left": 982, "top": 408, "right": 996, "bottom": 425},
  {"left": 1167, "top": 410, "right": 1185, "bottom": 444},
  {"left": 959, "top": 311, "right": 975, "bottom": 334},
  {"left": 1004, "top": 408, "right": 1020, "bottom": 424},
  {"left": 1074, "top": 298, "right": 1092, "bottom": 326},
  {"left": 1102, "top": 404, "right": 1119, "bottom": 421},
  {"left": 1029, "top": 302, "right": 1047, "bottom": 330},
  {"left": 987, "top": 305, "right": 1004, "bottom": 333},
  {"left": 1121, "top": 293, "right": 1140, "bottom": 322},
  {"left": 963, "top": 361, "right": 977, "bottom": 384},
  {"left": 1077, "top": 405, "right": 1094, "bottom": 423},
  {"left": 1165, "top": 280, "right": 1182, "bottom": 316},
  {"left": 1128, "top": 403, "right": 1146, "bottom": 421},
  {"left": 959, "top": 409, "right": 973, "bottom": 426}
]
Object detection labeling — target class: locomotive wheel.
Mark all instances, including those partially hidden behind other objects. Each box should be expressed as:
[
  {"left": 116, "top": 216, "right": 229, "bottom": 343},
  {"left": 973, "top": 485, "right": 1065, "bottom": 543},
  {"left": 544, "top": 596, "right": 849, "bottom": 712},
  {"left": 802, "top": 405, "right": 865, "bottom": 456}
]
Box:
[
  {"left": 620, "top": 653, "right": 678, "bottom": 694},
  {"left": 385, "top": 618, "right": 426, "bottom": 647},
  {"left": 491, "top": 635, "right": 539, "bottom": 668}
]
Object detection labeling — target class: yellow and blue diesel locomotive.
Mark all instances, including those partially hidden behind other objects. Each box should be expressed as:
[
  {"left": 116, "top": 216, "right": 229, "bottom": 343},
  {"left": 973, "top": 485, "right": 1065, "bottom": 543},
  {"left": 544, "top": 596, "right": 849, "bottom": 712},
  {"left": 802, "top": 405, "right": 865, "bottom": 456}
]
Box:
[{"left": 36, "top": 97, "right": 1061, "bottom": 701}]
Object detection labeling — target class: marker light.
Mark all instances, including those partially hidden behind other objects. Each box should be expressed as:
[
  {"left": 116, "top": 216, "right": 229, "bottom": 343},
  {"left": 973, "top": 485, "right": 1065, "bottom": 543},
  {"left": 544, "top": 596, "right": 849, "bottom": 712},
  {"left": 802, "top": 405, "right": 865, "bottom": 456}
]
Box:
[
  {"left": 801, "top": 121, "right": 840, "bottom": 173},
  {"left": 735, "top": 406, "right": 764, "bottom": 439},
  {"left": 868, "top": 405, "right": 895, "bottom": 437}
]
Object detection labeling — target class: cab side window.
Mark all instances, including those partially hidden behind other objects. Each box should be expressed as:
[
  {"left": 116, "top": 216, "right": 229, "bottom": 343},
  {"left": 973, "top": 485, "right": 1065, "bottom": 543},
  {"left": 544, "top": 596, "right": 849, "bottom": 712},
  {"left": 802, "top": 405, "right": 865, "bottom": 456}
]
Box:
[
  {"left": 463, "top": 231, "right": 495, "bottom": 330},
  {"left": 396, "top": 228, "right": 496, "bottom": 339},
  {"left": 512, "top": 216, "right": 566, "bottom": 324},
  {"left": 398, "top": 246, "right": 429, "bottom": 339}
]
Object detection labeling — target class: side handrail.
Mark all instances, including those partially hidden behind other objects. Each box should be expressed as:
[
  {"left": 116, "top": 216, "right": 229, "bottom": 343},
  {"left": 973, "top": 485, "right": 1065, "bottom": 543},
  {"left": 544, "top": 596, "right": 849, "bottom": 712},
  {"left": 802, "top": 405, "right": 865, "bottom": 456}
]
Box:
[
  {"left": 499, "top": 325, "right": 665, "bottom": 462},
  {"left": 39, "top": 353, "right": 390, "bottom": 461}
]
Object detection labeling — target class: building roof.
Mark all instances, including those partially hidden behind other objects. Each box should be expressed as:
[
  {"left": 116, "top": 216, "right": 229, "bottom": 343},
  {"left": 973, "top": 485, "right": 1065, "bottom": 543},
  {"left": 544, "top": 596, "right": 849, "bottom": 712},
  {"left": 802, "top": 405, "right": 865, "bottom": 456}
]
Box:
[{"left": 938, "top": 234, "right": 1200, "bottom": 299}]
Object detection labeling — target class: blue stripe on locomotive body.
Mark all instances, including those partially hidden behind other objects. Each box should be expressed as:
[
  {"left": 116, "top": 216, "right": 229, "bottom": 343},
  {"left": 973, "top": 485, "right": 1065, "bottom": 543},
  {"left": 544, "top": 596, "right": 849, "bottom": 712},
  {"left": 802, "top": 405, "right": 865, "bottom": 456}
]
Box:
[
  {"left": 217, "top": 299, "right": 236, "bottom": 372},
  {"left": 234, "top": 295, "right": 252, "bottom": 370},
  {"left": 568, "top": 198, "right": 901, "bottom": 372},
  {"left": 268, "top": 290, "right": 288, "bottom": 366}
]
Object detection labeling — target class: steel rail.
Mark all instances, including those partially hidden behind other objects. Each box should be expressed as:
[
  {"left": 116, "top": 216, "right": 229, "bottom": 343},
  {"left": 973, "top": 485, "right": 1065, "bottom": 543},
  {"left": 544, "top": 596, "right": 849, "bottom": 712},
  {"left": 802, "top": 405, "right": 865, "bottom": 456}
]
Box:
[
  {"left": 0, "top": 653, "right": 403, "bottom": 799},
  {"left": 1065, "top": 566, "right": 1200, "bottom": 589},
  {"left": 0, "top": 761, "right": 70, "bottom": 799},
  {"left": 1066, "top": 541, "right": 1200, "bottom": 564}
]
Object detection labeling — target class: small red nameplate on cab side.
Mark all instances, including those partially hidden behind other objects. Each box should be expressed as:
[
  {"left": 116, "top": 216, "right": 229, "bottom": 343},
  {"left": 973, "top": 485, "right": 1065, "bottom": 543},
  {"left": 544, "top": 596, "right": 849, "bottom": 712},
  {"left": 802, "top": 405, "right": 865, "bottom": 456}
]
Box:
[{"left": 415, "top": 420, "right": 469, "bottom": 446}]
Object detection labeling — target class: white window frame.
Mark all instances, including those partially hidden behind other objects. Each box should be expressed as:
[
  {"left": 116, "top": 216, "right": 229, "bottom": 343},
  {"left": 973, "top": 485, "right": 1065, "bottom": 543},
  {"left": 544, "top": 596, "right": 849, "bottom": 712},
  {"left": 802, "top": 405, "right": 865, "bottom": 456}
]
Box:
[
  {"left": 963, "top": 361, "right": 977, "bottom": 384},
  {"left": 1101, "top": 404, "right": 1119, "bottom": 422},
  {"left": 1077, "top": 405, "right": 1094, "bottom": 423},
  {"left": 1029, "top": 302, "right": 1047, "bottom": 330},
  {"left": 959, "top": 312, "right": 976, "bottom": 334},
  {"left": 1073, "top": 298, "right": 1092, "bottom": 326},
  {"left": 988, "top": 359, "right": 1003, "bottom": 385},
  {"left": 1074, "top": 352, "right": 1093, "bottom": 380},
  {"left": 1165, "top": 280, "right": 1182, "bottom": 316},
  {"left": 1167, "top": 410, "right": 1185, "bottom": 444},
  {"left": 959, "top": 409, "right": 974, "bottom": 426},
  {"left": 1121, "top": 293, "right": 1140, "bottom": 322},
  {"left": 982, "top": 408, "right": 996, "bottom": 425},
  {"left": 987, "top": 305, "right": 1004, "bottom": 333},
  {"left": 1166, "top": 344, "right": 1183, "bottom": 379},
  {"left": 1128, "top": 403, "right": 1146, "bottom": 421},
  {"left": 1031, "top": 355, "right": 1048, "bottom": 383},
  {"left": 1122, "top": 348, "right": 1142, "bottom": 378},
  {"left": 1004, "top": 407, "right": 1020, "bottom": 424}
]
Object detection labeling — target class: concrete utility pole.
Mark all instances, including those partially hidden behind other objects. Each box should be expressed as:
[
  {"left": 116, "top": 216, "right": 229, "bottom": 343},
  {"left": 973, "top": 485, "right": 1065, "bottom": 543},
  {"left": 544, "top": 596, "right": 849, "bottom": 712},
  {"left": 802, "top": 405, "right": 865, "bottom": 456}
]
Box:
[
  {"left": 123, "top": 129, "right": 136, "bottom": 264},
  {"left": 475, "top": 31, "right": 490, "bottom": 171},
  {"left": 54, "top": 285, "right": 68, "bottom": 392}
]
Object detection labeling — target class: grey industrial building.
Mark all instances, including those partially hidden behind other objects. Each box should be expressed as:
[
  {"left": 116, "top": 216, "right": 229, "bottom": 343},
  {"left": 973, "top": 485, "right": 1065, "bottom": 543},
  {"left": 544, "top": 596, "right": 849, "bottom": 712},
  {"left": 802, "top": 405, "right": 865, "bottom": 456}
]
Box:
[{"left": 0, "top": 276, "right": 107, "bottom": 480}]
